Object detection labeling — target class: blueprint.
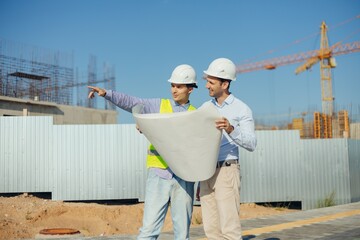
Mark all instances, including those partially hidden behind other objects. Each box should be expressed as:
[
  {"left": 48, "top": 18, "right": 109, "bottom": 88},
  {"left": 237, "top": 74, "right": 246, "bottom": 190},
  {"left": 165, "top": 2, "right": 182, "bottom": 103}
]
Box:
[{"left": 132, "top": 102, "right": 222, "bottom": 181}]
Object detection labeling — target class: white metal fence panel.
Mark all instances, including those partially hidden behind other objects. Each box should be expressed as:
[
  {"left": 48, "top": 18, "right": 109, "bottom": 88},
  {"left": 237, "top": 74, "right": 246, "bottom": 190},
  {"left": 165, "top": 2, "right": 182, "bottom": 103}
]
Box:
[
  {"left": 239, "top": 130, "right": 303, "bottom": 203},
  {"left": 1, "top": 116, "right": 359, "bottom": 210},
  {"left": 239, "top": 131, "right": 354, "bottom": 210},
  {"left": 300, "top": 139, "right": 351, "bottom": 209},
  {"left": 52, "top": 124, "right": 148, "bottom": 201},
  {"left": 0, "top": 116, "right": 53, "bottom": 193},
  {"left": 348, "top": 139, "right": 360, "bottom": 202}
]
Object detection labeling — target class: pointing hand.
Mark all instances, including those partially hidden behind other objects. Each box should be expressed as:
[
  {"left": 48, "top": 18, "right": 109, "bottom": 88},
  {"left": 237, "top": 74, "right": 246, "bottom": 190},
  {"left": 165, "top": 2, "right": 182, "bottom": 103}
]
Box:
[{"left": 88, "top": 86, "right": 106, "bottom": 98}]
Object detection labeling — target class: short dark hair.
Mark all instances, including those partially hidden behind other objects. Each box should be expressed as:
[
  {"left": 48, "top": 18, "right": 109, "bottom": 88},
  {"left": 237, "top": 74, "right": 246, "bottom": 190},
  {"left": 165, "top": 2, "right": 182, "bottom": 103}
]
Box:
[
  {"left": 187, "top": 83, "right": 198, "bottom": 88},
  {"left": 220, "top": 79, "right": 231, "bottom": 90}
]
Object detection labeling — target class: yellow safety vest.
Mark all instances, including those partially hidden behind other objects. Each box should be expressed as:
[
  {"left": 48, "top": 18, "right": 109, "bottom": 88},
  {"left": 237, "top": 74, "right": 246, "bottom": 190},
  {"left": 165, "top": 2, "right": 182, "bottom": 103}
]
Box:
[{"left": 146, "top": 99, "right": 196, "bottom": 169}]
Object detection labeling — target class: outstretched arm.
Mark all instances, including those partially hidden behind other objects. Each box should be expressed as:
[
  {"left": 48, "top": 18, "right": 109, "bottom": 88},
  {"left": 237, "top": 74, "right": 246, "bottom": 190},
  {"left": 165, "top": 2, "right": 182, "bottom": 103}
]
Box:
[{"left": 88, "top": 85, "right": 161, "bottom": 114}]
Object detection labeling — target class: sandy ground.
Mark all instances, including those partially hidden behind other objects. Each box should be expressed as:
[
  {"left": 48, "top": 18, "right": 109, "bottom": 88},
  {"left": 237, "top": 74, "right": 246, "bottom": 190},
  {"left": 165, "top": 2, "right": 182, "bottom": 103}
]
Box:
[{"left": 0, "top": 193, "right": 298, "bottom": 239}]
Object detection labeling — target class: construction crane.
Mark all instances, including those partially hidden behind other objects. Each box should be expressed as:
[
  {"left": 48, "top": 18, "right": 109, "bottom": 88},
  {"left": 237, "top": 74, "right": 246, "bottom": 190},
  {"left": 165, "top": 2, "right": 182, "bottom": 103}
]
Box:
[{"left": 236, "top": 23, "right": 360, "bottom": 118}]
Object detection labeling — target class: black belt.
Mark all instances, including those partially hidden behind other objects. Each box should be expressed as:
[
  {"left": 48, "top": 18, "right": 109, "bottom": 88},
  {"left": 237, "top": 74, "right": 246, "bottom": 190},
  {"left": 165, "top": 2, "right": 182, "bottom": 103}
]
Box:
[{"left": 216, "top": 160, "right": 238, "bottom": 168}]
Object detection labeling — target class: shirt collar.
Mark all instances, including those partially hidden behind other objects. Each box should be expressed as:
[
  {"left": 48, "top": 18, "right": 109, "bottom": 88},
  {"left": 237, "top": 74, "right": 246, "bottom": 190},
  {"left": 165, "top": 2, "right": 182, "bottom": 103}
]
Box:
[
  {"left": 174, "top": 100, "right": 191, "bottom": 108},
  {"left": 212, "top": 94, "right": 234, "bottom": 107}
]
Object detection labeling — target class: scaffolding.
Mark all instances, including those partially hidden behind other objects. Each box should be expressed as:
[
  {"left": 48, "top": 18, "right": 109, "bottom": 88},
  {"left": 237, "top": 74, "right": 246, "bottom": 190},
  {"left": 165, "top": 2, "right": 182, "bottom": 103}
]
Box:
[
  {"left": 292, "top": 118, "right": 304, "bottom": 138},
  {"left": 313, "top": 112, "right": 332, "bottom": 139},
  {"left": 338, "top": 110, "right": 350, "bottom": 138},
  {"left": 0, "top": 38, "right": 74, "bottom": 104},
  {"left": 0, "top": 38, "right": 115, "bottom": 110}
]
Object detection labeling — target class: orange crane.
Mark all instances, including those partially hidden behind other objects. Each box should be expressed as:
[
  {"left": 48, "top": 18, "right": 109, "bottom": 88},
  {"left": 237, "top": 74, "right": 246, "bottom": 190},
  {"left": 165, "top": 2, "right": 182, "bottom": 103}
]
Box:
[
  {"left": 236, "top": 18, "right": 360, "bottom": 139},
  {"left": 236, "top": 22, "right": 360, "bottom": 118}
]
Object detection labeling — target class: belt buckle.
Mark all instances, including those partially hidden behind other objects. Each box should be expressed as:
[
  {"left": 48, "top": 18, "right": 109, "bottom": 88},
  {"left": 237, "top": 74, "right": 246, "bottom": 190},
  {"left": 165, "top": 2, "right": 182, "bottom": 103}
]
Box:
[{"left": 225, "top": 161, "right": 232, "bottom": 166}]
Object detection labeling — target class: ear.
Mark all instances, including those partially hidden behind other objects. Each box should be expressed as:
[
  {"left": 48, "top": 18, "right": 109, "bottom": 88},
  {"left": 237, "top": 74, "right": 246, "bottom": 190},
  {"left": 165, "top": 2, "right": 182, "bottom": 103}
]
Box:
[
  {"left": 221, "top": 81, "right": 229, "bottom": 90},
  {"left": 188, "top": 87, "right": 194, "bottom": 94}
]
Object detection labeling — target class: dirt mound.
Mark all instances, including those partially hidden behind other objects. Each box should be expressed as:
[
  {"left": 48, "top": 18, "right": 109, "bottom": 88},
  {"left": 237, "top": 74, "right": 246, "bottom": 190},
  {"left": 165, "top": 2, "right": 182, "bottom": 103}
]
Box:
[{"left": 0, "top": 193, "right": 298, "bottom": 239}]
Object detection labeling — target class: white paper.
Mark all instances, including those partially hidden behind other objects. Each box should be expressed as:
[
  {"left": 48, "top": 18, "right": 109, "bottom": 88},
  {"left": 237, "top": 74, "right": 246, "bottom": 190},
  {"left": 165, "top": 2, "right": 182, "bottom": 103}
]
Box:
[{"left": 132, "top": 102, "right": 222, "bottom": 181}]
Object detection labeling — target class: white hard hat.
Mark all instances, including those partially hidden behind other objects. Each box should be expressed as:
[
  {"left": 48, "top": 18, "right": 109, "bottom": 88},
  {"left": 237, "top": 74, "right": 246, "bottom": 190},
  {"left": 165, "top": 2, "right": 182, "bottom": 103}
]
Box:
[
  {"left": 168, "top": 64, "right": 197, "bottom": 87},
  {"left": 203, "top": 58, "right": 237, "bottom": 81}
]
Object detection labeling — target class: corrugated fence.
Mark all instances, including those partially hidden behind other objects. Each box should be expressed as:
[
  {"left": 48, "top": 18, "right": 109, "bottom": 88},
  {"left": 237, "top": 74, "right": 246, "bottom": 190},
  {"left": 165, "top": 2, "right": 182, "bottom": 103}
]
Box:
[{"left": 1, "top": 116, "right": 359, "bottom": 210}]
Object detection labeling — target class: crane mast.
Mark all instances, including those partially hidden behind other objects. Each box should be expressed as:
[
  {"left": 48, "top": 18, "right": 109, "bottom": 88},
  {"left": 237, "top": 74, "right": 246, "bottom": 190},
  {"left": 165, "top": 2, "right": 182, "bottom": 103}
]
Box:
[{"left": 319, "top": 21, "right": 334, "bottom": 117}]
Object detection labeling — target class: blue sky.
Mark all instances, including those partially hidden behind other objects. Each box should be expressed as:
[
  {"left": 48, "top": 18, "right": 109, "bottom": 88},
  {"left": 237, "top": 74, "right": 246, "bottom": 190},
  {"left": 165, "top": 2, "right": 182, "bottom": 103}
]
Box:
[{"left": 1, "top": 0, "right": 359, "bottom": 124}]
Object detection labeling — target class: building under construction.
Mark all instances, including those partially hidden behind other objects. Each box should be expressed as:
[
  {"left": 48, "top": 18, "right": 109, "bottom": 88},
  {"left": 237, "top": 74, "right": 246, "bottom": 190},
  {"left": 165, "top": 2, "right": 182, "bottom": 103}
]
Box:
[
  {"left": 0, "top": 38, "right": 115, "bottom": 109},
  {"left": 289, "top": 110, "right": 352, "bottom": 139},
  {"left": 0, "top": 39, "right": 117, "bottom": 124},
  {"left": 255, "top": 109, "right": 358, "bottom": 140}
]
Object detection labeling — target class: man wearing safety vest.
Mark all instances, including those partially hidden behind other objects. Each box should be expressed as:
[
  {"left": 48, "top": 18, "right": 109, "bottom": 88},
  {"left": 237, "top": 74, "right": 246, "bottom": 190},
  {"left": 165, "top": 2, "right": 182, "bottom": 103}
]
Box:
[{"left": 88, "top": 64, "right": 197, "bottom": 240}]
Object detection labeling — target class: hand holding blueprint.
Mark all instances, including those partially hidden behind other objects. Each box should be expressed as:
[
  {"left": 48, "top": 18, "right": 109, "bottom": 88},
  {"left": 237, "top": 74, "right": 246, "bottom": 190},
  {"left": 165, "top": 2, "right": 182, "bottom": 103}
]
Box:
[{"left": 132, "top": 102, "right": 222, "bottom": 181}]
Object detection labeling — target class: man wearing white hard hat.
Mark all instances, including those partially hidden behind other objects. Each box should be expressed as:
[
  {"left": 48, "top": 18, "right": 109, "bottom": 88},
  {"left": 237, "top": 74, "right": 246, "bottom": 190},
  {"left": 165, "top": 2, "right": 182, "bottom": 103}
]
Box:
[
  {"left": 88, "top": 64, "right": 197, "bottom": 239},
  {"left": 200, "top": 58, "right": 257, "bottom": 239}
]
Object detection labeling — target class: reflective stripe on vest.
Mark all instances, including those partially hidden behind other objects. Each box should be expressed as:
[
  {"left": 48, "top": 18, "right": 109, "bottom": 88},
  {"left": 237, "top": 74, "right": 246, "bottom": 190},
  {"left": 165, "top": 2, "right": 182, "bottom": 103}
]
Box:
[{"left": 146, "top": 99, "right": 196, "bottom": 169}]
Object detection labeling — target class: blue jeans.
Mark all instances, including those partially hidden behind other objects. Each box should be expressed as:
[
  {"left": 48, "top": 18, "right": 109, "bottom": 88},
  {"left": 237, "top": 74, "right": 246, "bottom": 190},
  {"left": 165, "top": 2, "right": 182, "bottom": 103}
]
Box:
[{"left": 137, "top": 168, "right": 194, "bottom": 240}]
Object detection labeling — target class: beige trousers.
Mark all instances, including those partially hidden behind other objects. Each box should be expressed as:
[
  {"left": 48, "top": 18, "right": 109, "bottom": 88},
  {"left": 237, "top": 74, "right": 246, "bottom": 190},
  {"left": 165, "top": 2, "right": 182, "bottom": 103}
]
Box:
[{"left": 200, "top": 163, "right": 241, "bottom": 240}]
